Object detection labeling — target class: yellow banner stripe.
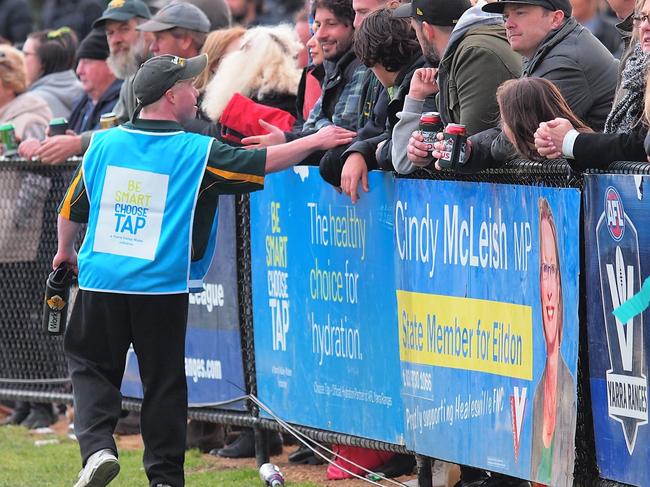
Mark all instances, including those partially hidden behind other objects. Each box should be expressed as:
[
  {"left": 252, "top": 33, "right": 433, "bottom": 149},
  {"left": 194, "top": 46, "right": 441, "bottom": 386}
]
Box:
[{"left": 396, "top": 290, "right": 533, "bottom": 380}]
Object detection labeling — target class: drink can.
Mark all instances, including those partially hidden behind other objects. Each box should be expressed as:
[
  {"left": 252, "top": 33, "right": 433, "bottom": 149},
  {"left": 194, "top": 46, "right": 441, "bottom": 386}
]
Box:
[
  {"left": 49, "top": 117, "right": 69, "bottom": 136},
  {"left": 0, "top": 123, "right": 18, "bottom": 156},
  {"left": 418, "top": 112, "right": 443, "bottom": 156},
  {"left": 100, "top": 112, "right": 118, "bottom": 129},
  {"left": 259, "top": 463, "right": 285, "bottom": 486},
  {"left": 438, "top": 123, "right": 467, "bottom": 169}
]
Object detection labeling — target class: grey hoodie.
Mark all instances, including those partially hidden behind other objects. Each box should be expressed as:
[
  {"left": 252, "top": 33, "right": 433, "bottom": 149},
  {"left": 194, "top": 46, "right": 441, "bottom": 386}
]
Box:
[{"left": 29, "top": 69, "right": 83, "bottom": 119}]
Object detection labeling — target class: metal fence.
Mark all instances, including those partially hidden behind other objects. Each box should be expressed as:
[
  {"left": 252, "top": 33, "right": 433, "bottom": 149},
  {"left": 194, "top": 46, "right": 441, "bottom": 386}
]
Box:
[{"left": 0, "top": 157, "right": 644, "bottom": 487}]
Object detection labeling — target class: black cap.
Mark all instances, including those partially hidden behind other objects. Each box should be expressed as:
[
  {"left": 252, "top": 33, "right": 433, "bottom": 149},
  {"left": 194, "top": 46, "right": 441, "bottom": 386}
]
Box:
[
  {"left": 392, "top": 0, "right": 471, "bottom": 26},
  {"left": 76, "top": 29, "right": 110, "bottom": 61},
  {"left": 482, "top": 0, "right": 572, "bottom": 17},
  {"left": 137, "top": 2, "right": 211, "bottom": 33},
  {"left": 93, "top": 0, "right": 152, "bottom": 29},
  {"left": 133, "top": 53, "right": 207, "bottom": 106}
]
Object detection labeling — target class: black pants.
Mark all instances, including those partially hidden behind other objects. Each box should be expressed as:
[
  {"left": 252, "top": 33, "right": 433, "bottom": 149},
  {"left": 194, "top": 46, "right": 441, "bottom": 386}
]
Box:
[{"left": 64, "top": 290, "right": 189, "bottom": 487}]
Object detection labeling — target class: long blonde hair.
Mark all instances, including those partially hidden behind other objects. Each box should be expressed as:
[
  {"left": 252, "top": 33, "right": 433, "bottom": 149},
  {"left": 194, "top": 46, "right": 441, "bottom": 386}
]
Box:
[
  {"left": 202, "top": 24, "right": 302, "bottom": 121},
  {"left": 194, "top": 27, "right": 246, "bottom": 93}
]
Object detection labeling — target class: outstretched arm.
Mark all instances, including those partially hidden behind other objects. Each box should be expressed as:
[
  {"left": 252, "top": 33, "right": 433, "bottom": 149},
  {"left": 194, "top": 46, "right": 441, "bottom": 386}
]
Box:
[{"left": 265, "top": 125, "right": 356, "bottom": 173}]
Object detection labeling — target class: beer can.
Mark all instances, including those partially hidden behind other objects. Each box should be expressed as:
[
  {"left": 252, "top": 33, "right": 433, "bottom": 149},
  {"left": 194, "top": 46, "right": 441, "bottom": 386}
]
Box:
[
  {"left": 438, "top": 123, "right": 467, "bottom": 169},
  {"left": 418, "top": 112, "right": 443, "bottom": 155},
  {"left": 49, "top": 117, "right": 69, "bottom": 136},
  {"left": 0, "top": 123, "right": 18, "bottom": 156},
  {"left": 100, "top": 112, "right": 118, "bottom": 129}
]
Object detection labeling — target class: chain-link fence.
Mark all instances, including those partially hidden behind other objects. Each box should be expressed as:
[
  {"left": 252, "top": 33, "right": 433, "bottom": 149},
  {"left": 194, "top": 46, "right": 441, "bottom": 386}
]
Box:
[{"left": 0, "top": 158, "right": 642, "bottom": 487}]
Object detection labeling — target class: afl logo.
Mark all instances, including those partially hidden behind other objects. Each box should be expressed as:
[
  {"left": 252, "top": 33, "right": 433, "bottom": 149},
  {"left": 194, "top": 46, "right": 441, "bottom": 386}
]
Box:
[{"left": 605, "top": 186, "right": 625, "bottom": 241}]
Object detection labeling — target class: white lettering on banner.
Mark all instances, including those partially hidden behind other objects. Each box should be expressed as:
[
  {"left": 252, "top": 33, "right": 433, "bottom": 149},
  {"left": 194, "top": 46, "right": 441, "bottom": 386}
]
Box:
[
  {"left": 606, "top": 252, "right": 635, "bottom": 372},
  {"left": 394, "top": 200, "right": 533, "bottom": 276},
  {"left": 189, "top": 283, "right": 225, "bottom": 312},
  {"left": 307, "top": 203, "right": 367, "bottom": 260},
  {"left": 394, "top": 201, "right": 439, "bottom": 278},
  {"left": 184, "top": 357, "right": 222, "bottom": 383},
  {"left": 444, "top": 205, "right": 508, "bottom": 270},
  {"left": 93, "top": 166, "right": 168, "bottom": 260},
  {"left": 311, "top": 312, "right": 363, "bottom": 365}
]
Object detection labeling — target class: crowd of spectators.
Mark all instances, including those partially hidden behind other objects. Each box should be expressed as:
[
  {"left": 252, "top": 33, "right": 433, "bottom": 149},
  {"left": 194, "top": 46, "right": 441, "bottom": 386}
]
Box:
[{"left": 0, "top": 0, "right": 648, "bottom": 485}]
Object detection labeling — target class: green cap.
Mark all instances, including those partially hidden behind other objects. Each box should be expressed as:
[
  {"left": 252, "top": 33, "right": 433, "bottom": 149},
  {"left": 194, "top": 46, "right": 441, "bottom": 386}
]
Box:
[
  {"left": 93, "top": 0, "right": 152, "bottom": 29},
  {"left": 50, "top": 117, "right": 68, "bottom": 125},
  {"left": 133, "top": 53, "right": 207, "bottom": 107},
  {"left": 0, "top": 123, "right": 15, "bottom": 131}
]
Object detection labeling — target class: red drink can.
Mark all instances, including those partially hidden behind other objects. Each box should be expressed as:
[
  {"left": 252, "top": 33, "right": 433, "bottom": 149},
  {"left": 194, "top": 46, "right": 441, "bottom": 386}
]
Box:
[
  {"left": 438, "top": 123, "right": 467, "bottom": 169},
  {"left": 418, "top": 112, "right": 443, "bottom": 160}
]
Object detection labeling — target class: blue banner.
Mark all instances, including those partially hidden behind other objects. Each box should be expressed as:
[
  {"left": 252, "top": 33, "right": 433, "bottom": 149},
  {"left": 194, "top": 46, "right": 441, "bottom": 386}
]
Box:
[
  {"left": 250, "top": 167, "right": 404, "bottom": 444},
  {"left": 121, "top": 195, "right": 246, "bottom": 408},
  {"left": 395, "top": 179, "right": 580, "bottom": 486},
  {"left": 584, "top": 175, "right": 650, "bottom": 487}
]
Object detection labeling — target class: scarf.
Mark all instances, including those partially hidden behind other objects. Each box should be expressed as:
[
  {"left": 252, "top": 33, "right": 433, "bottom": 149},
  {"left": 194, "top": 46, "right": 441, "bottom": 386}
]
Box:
[{"left": 604, "top": 42, "right": 650, "bottom": 134}]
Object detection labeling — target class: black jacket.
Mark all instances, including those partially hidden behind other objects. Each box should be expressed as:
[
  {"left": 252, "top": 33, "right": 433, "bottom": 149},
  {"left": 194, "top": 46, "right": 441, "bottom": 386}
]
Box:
[
  {"left": 68, "top": 79, "right": 123, "bottom": 134},
  {"left": 319, "top": 55, "right": 425, "bottom": 186},
  {"left": 569, "top": 124, "right": 647, "bottom": 171},
  {"left": 319, "top": 69, "right": 387, "bottom": 184},
  {"left": 462, "top": 18, "right": 619, "bottom": 173}
]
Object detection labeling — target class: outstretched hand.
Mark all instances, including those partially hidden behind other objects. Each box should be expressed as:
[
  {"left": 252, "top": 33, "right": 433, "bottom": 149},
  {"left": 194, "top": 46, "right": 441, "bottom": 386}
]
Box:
[
  {"left": 242, "top": 119, "right": 287, "bottom": 148},
  {"left": 312, "top": 125, "right": 356, "bottom": 150}
]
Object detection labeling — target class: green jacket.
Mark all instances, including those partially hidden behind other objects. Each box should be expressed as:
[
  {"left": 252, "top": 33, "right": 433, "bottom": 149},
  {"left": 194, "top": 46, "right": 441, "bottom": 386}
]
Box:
[{"left": 437, "top": 23, "right": 521, "bottom": 136}]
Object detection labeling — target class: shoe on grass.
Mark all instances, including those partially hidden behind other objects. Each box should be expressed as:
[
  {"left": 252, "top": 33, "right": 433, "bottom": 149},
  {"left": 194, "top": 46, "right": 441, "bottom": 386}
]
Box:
[{"left": 73, "top": 449, "right": 119, "bottom": 487}]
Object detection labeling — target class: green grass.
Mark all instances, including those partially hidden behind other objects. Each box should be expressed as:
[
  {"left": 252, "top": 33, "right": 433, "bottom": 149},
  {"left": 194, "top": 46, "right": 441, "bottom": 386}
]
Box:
[{"left": 0, "top": 426, "right": 321, "bottom": 487}]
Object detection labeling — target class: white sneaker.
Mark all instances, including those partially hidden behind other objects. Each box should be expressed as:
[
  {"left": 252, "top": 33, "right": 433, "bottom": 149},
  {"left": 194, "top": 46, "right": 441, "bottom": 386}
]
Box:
[{"left": 73, "top": 448, "right": 120, "bottom": 487}]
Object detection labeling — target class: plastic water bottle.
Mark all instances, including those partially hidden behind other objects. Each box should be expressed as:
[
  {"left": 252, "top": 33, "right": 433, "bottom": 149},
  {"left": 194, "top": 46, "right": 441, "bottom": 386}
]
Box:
[{"left": 259, "top": 463, "right": 284, "bottom": 486}]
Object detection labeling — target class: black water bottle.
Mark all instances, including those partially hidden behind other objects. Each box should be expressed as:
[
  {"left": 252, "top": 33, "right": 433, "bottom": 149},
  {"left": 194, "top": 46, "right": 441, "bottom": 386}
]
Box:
[{"left": 42, "top": 264, "right": 76, "bottom": 335}]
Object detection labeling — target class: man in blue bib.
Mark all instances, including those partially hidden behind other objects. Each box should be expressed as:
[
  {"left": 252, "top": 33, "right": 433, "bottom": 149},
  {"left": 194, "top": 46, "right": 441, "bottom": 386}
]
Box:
[{"left": 53, "top": 53, "right": 355, "bottom": 487}]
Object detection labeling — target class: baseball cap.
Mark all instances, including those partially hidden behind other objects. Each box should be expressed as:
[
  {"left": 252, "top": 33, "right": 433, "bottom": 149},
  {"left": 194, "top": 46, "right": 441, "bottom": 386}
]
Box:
[
  {"left": 133, "top": 53, "right": 207, "bottom": 107},
  {"left": 137, "top": 2, "right": 211, "bottom": 33},
  {"left": 92, "top": 0, "right": 152, "bottom": 29},
  {"left": 482, "top": 0, "right": 572, "bottom": 17},
  {"left": 392, "top": 0, "right": 471, "bottom": 26}
]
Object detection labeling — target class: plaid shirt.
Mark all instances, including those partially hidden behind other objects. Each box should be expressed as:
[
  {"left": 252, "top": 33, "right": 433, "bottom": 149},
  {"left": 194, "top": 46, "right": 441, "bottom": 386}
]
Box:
[{"left": 303, "top": 62, "right": 367, "bottom": 132}]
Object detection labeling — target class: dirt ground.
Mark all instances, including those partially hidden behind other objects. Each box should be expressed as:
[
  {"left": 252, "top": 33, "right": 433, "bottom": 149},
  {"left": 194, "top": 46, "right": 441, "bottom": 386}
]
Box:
[{"left": 3, "top": 409, "right": 431, "bottom": 487}]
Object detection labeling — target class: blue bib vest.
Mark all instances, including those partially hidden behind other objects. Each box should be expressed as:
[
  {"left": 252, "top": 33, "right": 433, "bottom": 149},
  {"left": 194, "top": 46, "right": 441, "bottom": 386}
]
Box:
[{"left": 78, "top": 126, "right": 213, "bottom": 294}]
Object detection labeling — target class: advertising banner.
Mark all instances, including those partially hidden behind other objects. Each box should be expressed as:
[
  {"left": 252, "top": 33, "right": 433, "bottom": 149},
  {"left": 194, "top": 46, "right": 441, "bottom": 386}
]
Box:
[
  {"left": 122, "top": 195, "right": 246, "bottom": 408},
  {"left": 250, "top": 167, "right": 404, "bottom": 445},
  {"left": 395, "top": 179, "right": 580, "bottom": 486},
  {"left": 584, "top": 175, "right": 649, "bottom": 487}
]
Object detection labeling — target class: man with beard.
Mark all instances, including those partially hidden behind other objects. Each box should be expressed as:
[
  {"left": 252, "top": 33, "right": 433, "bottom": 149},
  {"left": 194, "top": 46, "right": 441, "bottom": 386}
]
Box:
[
  {"left": 391, "top": 0, "right": 521, "bottom": 174},
  {"left": 21, "top": 0, "right": 152, "bottom": 164},
  {"left": 243, "top": 0, "right": 366, "bottom": 150}
]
